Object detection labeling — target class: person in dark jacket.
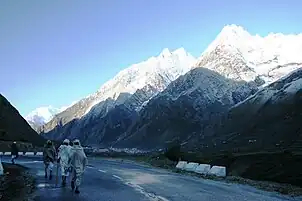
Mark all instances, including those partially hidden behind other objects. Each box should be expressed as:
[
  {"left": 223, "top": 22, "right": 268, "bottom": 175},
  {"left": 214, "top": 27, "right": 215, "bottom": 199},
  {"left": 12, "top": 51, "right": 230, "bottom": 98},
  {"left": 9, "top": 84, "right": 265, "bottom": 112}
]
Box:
[
  {"left": 43, "top": 140, "right": 56, "bottom": 180},
  {"left": 11, "top": 141, "right": 19, "bottom": 164}
]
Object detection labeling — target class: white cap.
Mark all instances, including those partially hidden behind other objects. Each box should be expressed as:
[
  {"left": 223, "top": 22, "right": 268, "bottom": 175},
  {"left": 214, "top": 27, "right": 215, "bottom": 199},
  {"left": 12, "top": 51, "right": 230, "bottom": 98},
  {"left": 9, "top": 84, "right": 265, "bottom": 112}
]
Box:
[{"left": 63, "top": 139, "right": 70, "bottom": 144}]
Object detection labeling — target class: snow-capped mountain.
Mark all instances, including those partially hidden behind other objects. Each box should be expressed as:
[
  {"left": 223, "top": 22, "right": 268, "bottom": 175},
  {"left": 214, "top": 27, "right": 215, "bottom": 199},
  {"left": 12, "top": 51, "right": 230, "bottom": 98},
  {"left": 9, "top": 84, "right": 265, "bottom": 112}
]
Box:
[
  {"left": 84, "top": 47, "right": 195, "bottom": 116},
  {"left": 41, "top": 24, "right": 302, "bottom": 149},
  {"left": 195, "top": 24, "right": 302, "bottom": 85},
  {"left": 40, "top": 48, "right": 196, "bottom": 137},
  {"left": 114, "top": 67, "right": 257, "bottom": 149},
  {"left": 25, "top": 106, "right": 62, "bottom": 127},
  {"left": 114, "top": 25, "right": 302, "bottom": 149}
]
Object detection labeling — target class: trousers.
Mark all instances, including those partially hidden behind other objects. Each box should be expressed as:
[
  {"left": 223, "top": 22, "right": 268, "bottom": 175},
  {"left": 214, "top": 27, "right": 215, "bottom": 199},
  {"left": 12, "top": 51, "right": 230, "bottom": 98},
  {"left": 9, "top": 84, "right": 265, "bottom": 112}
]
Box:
[
  {"left": 71, "top": 168, "right": 83, "bottom": 188},
  {"left": 45, "top": 162, "right": 54, "bottom": 171},
  {"left": 61, "top": 165, "right": 70, "bottom": 176}
]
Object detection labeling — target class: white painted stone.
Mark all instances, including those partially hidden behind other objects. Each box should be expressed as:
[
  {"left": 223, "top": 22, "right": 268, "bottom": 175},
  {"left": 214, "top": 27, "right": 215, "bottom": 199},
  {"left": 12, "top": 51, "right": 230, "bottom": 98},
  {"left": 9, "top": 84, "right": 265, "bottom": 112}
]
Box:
[
  {"left": 18, "top": 152, "right": 24, "bottom": 155},
  {"left": 208, "top": 166, "right": 227, "bottom": 177},
  {"left": 184, "top": 162, "right": 199, "bottom": 172},
  {"left": 0, "top": 158, "right": 3, "bottom": 175},
  {"left": 0, "top": 152, "right": 3, "bottom": 155},
  {"left": 25, "top": 152, "right": 35, "bottom": 156},
  {"left": 4, "top": 152, "right": 11, "bottom": 155},
  {"left": 176, "top": 161, "right": 187, "bottom": 170},
  {"left": 36, "top": 152, "right": 43, "bottom": 156},
  {"left": 194, "top": 164, "right": 211, "bottom": 174}
]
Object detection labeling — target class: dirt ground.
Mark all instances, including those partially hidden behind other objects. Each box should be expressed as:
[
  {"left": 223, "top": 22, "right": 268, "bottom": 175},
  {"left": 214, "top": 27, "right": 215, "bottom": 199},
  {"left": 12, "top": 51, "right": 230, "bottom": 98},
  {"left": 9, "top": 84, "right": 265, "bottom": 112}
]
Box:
[{"left": 0, "top": 163, "right": 35, "bottom": 201}]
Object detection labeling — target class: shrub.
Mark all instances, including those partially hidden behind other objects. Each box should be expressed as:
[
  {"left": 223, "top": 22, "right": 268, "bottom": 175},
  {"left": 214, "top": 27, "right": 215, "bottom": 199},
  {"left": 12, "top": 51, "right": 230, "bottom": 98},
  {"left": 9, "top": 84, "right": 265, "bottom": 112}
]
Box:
[{"left": 164, "top": 144, "right": 181, "bottom": 162}]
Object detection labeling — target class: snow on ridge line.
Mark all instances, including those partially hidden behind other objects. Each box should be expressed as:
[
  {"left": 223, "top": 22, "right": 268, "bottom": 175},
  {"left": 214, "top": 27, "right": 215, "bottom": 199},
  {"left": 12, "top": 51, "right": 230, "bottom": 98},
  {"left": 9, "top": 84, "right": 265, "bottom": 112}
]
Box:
[
  {"left": 95, "top": 47, "right": 194, "bottom": 93},
  {"left": 231, "top": 67, "right": 302, "bottom": 109},
  {"left": 31, "top": 25, "right": 302, "bottom": 126},
  {"left": 28, "top": 47, "right": 195, "bottom": 126},
  {"left": 196, "top": 24, "right": 302, "bottom": 77},
  {"left": 80, "top": 48, "right": 196, "bottom": 116}
]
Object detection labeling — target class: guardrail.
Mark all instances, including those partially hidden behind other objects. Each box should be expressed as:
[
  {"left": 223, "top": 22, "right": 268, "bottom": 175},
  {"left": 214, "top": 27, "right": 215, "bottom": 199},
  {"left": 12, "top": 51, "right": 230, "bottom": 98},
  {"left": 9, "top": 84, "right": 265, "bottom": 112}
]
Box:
[
  {"left": 24, "top": 152, "right": 35, "bottom": 156},
  {"left": 0, "top": 152, "right": 43, "bottom": 156},
  {"left": 176, "top": 161, "right": 226, "bottom": 177}
]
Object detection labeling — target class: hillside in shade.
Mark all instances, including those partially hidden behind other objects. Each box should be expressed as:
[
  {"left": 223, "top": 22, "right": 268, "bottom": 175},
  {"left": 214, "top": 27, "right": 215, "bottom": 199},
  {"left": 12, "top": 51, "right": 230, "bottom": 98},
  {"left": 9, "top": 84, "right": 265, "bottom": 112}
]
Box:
[{"left": 0, "top": 94, "right": 45, "bottom": 146}]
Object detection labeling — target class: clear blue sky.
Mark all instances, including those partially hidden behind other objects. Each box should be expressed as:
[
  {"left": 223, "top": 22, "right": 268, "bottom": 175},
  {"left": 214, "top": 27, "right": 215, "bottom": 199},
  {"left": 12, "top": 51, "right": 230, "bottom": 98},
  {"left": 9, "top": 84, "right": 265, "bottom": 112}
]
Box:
[{"left": 0, "top": 0, "right": 301, "bottom": 116}]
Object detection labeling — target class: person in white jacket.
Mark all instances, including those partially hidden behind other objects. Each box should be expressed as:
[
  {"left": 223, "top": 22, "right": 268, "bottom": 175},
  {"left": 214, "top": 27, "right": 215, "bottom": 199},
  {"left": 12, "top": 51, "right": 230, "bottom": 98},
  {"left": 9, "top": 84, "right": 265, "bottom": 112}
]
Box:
[
  {"left": 57, "top": 139, "right": 72, "bottom": 186},
  {"left": 70, "top": 139, "right": 88, "bottom": 194}
]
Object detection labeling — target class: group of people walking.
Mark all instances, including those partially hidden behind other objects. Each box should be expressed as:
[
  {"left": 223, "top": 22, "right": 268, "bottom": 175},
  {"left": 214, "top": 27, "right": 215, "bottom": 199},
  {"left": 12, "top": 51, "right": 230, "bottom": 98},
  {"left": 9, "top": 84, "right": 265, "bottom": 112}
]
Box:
[
  {"left": 43, "top": 139, "right": 88, "bottom": 194},
  {"left": 10, "top": 139, "right": 88, "bottom": 194}
]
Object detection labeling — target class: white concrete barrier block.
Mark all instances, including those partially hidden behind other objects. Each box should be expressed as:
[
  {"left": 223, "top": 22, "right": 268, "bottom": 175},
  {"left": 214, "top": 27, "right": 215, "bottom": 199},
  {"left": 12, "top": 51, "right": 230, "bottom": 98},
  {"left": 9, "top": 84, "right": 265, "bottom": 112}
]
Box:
[
  {"left": 184, "top": 162, "right": 199, "bottom": 172},
  {"left": 208, "top": 166, "right": 226, "bottom": 177},
  {"left": 194, "top": 164, "right": 211, "bottom": 174},
  {"left": 25, "top": 152, "right": 35, "bottom": 156},
  {"left": 176, "top": 161, "right": 187, "bottom": 170},
  {"left": 0, "top": 152, "right": 3, "bottom": 155},
  {"left": 4, "top": 152, "right": 11, "bottom": 155},
  {"left": 36, "top": 152, "right": 43, "bottom": 156},
  {"left": 18, "top": 152, "right": 24, "bottom": 156}
]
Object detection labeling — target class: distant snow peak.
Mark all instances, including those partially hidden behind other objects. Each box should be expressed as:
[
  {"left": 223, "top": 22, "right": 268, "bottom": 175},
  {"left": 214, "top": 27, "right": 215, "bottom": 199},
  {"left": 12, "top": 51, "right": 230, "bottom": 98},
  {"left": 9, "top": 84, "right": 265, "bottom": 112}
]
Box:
[
  {"left": 220, "top": 24, "right": 249, "bottom": 36},
  {"left": 172, "top": 47, "right": 190, "bottom": 58},
  {"left": 26, "top": 105, "right": 65, "bottom": 125},
  {"left": 159, "top": 48, "right": 172, "bottom": 58}
]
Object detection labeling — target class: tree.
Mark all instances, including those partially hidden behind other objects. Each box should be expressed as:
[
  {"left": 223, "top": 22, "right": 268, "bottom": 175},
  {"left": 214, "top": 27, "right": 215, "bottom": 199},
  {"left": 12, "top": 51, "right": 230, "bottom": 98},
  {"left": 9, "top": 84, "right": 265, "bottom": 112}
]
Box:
[{"left": 165, "top": 140, "right": 182, "bottom": 161}]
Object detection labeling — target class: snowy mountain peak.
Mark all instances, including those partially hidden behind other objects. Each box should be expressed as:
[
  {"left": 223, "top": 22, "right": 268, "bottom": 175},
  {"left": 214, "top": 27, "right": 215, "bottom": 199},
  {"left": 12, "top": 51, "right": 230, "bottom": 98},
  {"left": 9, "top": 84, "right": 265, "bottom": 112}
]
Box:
[
  {"left": 204, "top": 24, "right": 251, "bottom": 53},
  {"left": 25, "top": 105, "right": 65, "bottom": 126},
  {"left": 220, "top": 24, "right": 249, "bottom": 36},
  {"left": 172, "top": 47, "right": 190, "bottom": 58},
  {"left": 196, "top": 24, "right": 302, "bottom": 85},
  {"left": 84, "top": 47, "right": 196, "bottom": 115},
  {"left": 38, "top": 47, "right": 196, "bottom": 132},
  {"left": 159, "top": 48, "right": 172, "bottom": 58}
]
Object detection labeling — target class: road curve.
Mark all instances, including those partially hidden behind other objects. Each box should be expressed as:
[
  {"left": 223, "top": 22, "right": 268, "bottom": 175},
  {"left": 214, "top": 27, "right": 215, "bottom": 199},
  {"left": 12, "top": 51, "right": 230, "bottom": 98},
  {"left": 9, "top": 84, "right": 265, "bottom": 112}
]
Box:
[{"left": 1, "top": 156, "right": 301, "bottom": 201}]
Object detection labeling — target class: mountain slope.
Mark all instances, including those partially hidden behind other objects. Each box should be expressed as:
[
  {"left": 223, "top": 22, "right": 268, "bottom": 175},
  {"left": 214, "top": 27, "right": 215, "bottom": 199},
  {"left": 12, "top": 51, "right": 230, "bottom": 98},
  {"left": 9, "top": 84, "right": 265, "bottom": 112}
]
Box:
[
  {"left": 196, "top": 67, "right": 302, "bottom": 154},
  {"left": 40, "top": 48, "right": 196, "bottom": 142},
  {"left": 114, "top": 67, "right": 257, "bottom": 149},
  {"left": 0, "top": 94, "right": 44, "bottom": 146},
  {"left": 176, "top": 68, "right": 302, "bottom": 187}
]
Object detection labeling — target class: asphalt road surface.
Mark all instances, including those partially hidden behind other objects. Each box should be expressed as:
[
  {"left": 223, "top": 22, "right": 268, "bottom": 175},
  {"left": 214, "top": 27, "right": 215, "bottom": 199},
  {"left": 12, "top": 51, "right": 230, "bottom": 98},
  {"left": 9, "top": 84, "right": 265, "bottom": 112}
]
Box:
[{"left": 1, "top": 156, "right": 301, "bottom": 201}]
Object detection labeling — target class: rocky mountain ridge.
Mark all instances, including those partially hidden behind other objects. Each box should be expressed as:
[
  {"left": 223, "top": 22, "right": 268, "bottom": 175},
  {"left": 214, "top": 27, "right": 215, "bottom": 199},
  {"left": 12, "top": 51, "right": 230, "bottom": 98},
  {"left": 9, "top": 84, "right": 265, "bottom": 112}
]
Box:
[{"left": 39, "top": 25, "right": 302, "bottom": 151}]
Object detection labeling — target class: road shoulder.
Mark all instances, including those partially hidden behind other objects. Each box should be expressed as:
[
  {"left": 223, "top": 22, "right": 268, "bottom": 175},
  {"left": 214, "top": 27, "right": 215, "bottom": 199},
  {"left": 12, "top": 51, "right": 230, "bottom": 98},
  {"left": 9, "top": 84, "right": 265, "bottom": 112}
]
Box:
[
  {"left": 92, "top": 155, "right": 302, "bottom": 197},
  {"left": 0, "top": 162, "right": 36, "bottom": 201}
]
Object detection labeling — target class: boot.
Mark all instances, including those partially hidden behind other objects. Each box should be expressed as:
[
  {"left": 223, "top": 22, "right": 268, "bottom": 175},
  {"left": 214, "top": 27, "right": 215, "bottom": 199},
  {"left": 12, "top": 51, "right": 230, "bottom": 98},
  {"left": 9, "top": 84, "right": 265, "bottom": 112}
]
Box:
[
  {"left": 75, "top": 187, "right": 80, "bottom": 194},
  {"left": 49, "top": 171, "right": 52, "bottom": 180},
  {"left": 45, "top": 170, "right": 48, "bottom": 179},
  {"left": 62, "top": 176, "right": 66, "bottom": 186},
  {"left": 71, "top": 181, "right": 75, "bottom": 191}
]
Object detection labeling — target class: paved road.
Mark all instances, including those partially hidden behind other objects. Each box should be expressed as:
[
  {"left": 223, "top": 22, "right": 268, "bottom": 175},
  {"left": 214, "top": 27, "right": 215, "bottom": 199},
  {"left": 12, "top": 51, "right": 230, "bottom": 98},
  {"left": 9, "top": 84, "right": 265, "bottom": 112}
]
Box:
[{"left": 1, "top": 156, "right": 301, "bottom": 201}]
